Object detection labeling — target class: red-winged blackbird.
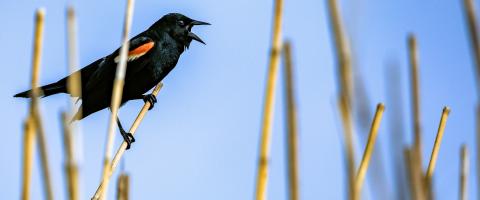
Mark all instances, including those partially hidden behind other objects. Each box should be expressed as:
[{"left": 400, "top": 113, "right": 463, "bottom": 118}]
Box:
[{"left": 14, "top": 13, "right": 210, "bottom": 149}]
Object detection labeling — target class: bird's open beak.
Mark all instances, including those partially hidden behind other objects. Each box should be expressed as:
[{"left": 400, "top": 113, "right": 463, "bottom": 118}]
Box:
[{"left": 188, "top": 20, "right": 210, "bottom": 45}]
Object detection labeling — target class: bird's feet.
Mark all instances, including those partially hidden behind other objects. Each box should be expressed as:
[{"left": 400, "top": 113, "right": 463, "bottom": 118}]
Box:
[
  {"left": 143, "top": 94, "right": 157, "bottom": 110},
  {"left": 120, "top": 130, "right": 136, "bottom": 150}
]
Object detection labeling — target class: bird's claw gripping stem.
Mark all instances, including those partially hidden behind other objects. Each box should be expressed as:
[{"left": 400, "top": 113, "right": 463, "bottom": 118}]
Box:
[
  {"left": 143, "top": 94, "right": 157, "bottom": 110},
  {"left": 120, "top": 130, "right": 135, "bottom": 150}
]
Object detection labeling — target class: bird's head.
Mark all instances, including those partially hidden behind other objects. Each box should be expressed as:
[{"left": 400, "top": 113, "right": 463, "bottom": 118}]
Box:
[{"left": 150, "top": 13, "right": 210, "bottom": 49}]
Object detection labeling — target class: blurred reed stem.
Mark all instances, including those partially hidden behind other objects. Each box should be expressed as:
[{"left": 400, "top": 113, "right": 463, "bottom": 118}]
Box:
[
  {"left": 464, "top": 0, "right": 480, "bottom": 95},
  {"left": 463, "top": 0, "right": 480, "bottom": 198},
  {"left": 64, "top": 7, "right": 81, "bottom": 200},
  {"left": 459, "top": 145, "right": 469, "bottom": 200},
  {"left": 116, "top": 173, "right": 130, "bottom": 200},
  {"left": 61, "top": 112, "right": 79, "bottom": 200},
  {"left": 30, "top": 8, "right": 54, "bottom": 200},
  {"left": 283, "top": 41, "right": 299, "bottom": 200},
  {"left": 407, "top": 34, "right": 426, "bottom": 200},
  {"left": 66, "top": 6, "right": 82, "bottom": 110},
  {"left": 327, "top": 0, "right": 356, "bottom": 199},
  {"left": 404, "top": 148, "right": 426, "bottom": 200},
  {"left": 354, "top": 103, "right": 385, "bottom": 198},
  {"left": 93, "top": 83, "right": 163, "bottom": 199},
  {"left": 99, "top": 0, "right": 135, "bottom": 199},
  {"left": 254, "top": 0, "right": 283, "bottom": 199},
  {"left": 21, "top": 118, "right": 35, "bottom": 200}
]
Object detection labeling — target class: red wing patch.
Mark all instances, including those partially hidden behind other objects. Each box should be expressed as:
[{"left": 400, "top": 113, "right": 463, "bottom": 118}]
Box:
[{"left": 114, "top": 41, "right": 155, "bottom": 63}]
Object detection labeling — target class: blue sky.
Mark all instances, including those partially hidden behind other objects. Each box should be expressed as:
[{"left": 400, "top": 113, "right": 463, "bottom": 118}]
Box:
[{"left": 0, "top": 0, "right": 478, "bottom": 199}]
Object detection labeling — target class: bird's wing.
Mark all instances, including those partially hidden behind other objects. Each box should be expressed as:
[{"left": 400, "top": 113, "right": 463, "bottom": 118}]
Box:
[{"left": 85, "top": 36, "right": 155, "bottom": 93}]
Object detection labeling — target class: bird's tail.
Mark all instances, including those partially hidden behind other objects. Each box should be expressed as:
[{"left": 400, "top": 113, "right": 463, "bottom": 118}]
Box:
[{"left": 14, "top": 80, "right": 67, "bottom": 98}]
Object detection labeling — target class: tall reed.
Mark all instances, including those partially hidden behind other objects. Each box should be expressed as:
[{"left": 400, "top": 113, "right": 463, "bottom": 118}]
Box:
[
  {"left": 99, "top": 0, "right": 135, "bottom": 199},
  {"left": 254, "top": 0, "right": 283, "bottom": 199},
  {"left": 30, "top": 8, "right": 54, "bottom": 200},
  {"left": 327, "top": 0, "right": 356, "bottom": 198},
  {"left": 283, "top": 41, "right": 299, "bottom": 200}
]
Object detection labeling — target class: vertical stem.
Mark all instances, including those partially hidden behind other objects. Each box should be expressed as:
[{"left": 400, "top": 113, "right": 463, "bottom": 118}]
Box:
[
  {"left": 66, "top": 6, "right": 82, "bottom": 108},
  {"left": 464, "top": 0, "right": 480, "bottom": 95},
  {"left": 462, "top": 1, "right": 480, "bottom": 198},
  {"left": 61, "top": 112, "right": 79, "bottom": 200},
  {"left": 30, "top": 8, "right": 54, "bottom": 200},
  {"left": 99, "top": 0, "right": 135, "bottom": 199},
  {"left": 354, "top": 103, "right": 385, "bottom": 197},
  {"left": 459, "top": 145, "right": 469, "bottom": 200},
  {"left": 404, "top": 148, "right": 426, "bottom": 200},
  {"left": 21, "top": 118, "right": 36, "bottom": 200},
  {"left": 327, "top": 0, "right": 356, "bottom": 199},
  {"left": 254, "top": 0, "right": 283, "bottom": 199},
  {"left": 283, "top": 41, "right": 299, "bottom": 200},
  {"left": 408, "top": 34, "right": 423, "bottom": 168},
  {"left": 65, "top": 7, "right": 81, "bottom": 200},
  {"left": 408, "top": 34, "right": 426, "bottom": 200},
  {"left": 116, "top": 173, "right": 130, "bottom": 200}
]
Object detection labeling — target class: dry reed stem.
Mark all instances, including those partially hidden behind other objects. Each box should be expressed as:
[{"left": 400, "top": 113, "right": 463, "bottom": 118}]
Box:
[
  {"left": 99, "top": 0, "right": 135, "bottom": 199},
  {"left": 21, "top": 118, "right": 35, "bottom": 200},
  {"left": 66, "top": 6, "right": 82, "bottom": 107},
  {"left": 327, "top": 0, "right": 356, "bottom": 198},
  {"left": 354, "top": 103, "right": 385, "bottom": 197},
  {"left": 404, "top": 148, "right": 426, "bottom": 200},
  {"left": 116, "top": 173, "right": 130, "bottom": 200},
  {"left": 464, "top": 0, "right": 480, "bottom": 95},
  {"left": 463, "top": 1, "right": 480, "bottom": 197},
  {"left": 64, "top": 8, "right": 81, "bottom": 200},
  {"left": 408, "top": 34, "right": 426, "bottom": 200},
  {"left": 408, "top": 34, "right": 424, "bottom": 171},
  {"left": 30, "top": 9, "right": 54, "bottom": 200},
  {"left": 61, "top": 112, "right": 79, "bottom": 200},
  {"left": 92, "top": 83, "right": 163, "bottom": 199},
  {"left": 425, "top": 107, "right": 450, "bottom": 178},
  {"left": 283, "top": 41, "right": 299, "bottom": 200},
  {"left": 424, "top": 107, "right": 450, "bottom": 199},
  {"left": 459, "top": 145, "right": 469, "bottom": 200},
  {"left": 254, "top": 0, "right": 283, "bottom": 199}
]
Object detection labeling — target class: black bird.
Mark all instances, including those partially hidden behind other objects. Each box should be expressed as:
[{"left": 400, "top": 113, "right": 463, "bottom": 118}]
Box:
[{"left": 14, "top": 13, "right": 210, "bottom": 149}]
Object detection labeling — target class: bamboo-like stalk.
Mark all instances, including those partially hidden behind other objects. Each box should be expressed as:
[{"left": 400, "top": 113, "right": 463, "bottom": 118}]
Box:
[
  {"left": 354, "top": 103, "right": 385, "bottom": 197},
  {"left": 64, "top": 7, "right": 81, "bottom": 200},
  {"left": 404, "top": 148, "right": 426, "bottom": 200},
  {"left": 30, "top": 9, "right": 54, "bottom": 200},
  {"left": 61, "top": 112, "right": 79, "bottom": 200},
  {"left": 408, "top": 34, "right": 424, "bottom": 170},
  {"left": 459, "top": 145, "right": 469, "bottom": 200},
  {"left": 254, "top": 0, "right": 283, "bottom": 199},
  {"left": 21, "top": 118, "right": 35, "bottom": 200},
  {"left": 424, "top": 107, "right": 450, "bottom": 199},
  {"left": 408, "top": 34, "right": 426, "bottom": 200},
  {"left": 464, "top": 0, "right": 480, "bottom": 197},
  {"left": 99, "top": 0, "right": 135, "bottom": 199},
  {"left": 66, "top": 6, "right": 82, "bottom": 107},
  {"left": 327, "top": 0, "right": 356, "bottom": 199},
  {"left": 464, "top": 0, "right": 480, "bottom": 94},
  {"left": 425, "top": 107, "right": 450, "bottom": 178},
  {"left": 92, "top": 83, "right": 163, "bottom": 199},
  {"left": 116, "top": 173, "right": 130, "bottom": 200},
  {"left": 283, "top": 41, "right": 299, "bottom": 200}
]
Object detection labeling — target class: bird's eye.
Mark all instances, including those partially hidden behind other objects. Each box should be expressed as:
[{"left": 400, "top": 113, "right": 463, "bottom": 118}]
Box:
[{"left": 178, "top": 20, "right": 185, "bottom": 26}]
